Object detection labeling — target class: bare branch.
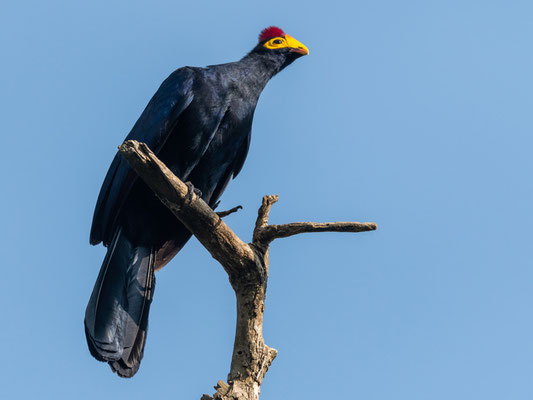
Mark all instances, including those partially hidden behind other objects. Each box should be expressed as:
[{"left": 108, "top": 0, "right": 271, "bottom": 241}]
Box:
[
  {"left": 253, "top": 195, "right": 278, "bottom": 233},
  {"left": 257, "top": 221, "right": 377, "bottom": 244},
  {"left": 117, "top": 140, "right": 377, "bottom": 400},
  {"left": 118, "top": 140, "right": 255, "bottom": 275},
  {"left": 251, "top": 194, "right": 377, "bottom": 246}
]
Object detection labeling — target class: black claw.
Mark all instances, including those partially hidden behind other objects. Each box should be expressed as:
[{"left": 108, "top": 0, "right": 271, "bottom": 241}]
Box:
[{"left": 185, "top": 181, "right": 201, "bottom": 203}]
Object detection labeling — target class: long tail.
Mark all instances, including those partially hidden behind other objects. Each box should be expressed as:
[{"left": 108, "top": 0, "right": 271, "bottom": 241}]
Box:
[{"left": 84, "top": 227, "right": 155, "bottom": 378}]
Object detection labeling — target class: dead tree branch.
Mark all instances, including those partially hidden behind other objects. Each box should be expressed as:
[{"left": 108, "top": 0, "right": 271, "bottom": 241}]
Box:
[{"left": 118, "top": 140, "right": 377, "bottom": 400}]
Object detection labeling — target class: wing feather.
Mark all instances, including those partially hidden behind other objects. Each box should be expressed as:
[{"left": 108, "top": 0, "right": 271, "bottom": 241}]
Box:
[{"left": 90, "top": 67, "right": 195, "bottom": 246}]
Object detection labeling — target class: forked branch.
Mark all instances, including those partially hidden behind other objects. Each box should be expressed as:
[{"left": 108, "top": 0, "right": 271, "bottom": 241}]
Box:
[{"left": 118, "top": 140, "right": 377, "bottom": 400}]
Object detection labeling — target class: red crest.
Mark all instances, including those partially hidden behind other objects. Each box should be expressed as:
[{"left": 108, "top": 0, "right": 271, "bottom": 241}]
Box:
[{"left": 259, "top": 26, "right": 285, "bottom": 42}]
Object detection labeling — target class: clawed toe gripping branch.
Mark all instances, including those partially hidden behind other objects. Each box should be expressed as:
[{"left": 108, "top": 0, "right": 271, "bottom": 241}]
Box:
[{"left": 118, "top": 140, "right": 377, "bottom": 400}]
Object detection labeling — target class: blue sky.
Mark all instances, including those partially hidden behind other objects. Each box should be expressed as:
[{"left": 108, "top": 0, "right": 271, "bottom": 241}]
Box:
[{"left": 1, "top": 0, "right": 532, "bottom": 399}]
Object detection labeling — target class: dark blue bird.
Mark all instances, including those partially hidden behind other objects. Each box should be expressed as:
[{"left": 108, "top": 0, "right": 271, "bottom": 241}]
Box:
[{"left": 85, "top": 27, "right": 308, "bottom": 377}]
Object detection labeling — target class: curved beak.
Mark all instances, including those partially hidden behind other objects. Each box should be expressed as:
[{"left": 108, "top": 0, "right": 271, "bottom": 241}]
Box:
[{"left": 285, "top": 34, "right": 309, "bottom": 55}]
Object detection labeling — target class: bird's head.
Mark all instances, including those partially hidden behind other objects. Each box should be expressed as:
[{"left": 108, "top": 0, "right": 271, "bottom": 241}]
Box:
[
  {"left": 259, "top": 26, "right": 309, "bottom": 56},
  {"left": 249, "top": 26, "right": 309, "bottom": 72}
]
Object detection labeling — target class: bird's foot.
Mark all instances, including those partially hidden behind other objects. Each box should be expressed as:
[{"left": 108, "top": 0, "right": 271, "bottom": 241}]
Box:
[
  {"left": 216, "top": 205, "right": 243, "bottom": 218},
  {"left": 184, "top": 181, "right": 202, "bottom": 204}
]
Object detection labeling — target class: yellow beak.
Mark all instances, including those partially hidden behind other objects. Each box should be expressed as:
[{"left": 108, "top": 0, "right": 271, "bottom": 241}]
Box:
[{"left": 285, "top": 34, "right": 309, "bottom": 55}]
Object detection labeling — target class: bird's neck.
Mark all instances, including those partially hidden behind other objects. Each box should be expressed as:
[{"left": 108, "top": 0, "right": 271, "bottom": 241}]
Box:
[{"left": 237, "top": 50, "right": 286, "bottom": 90}]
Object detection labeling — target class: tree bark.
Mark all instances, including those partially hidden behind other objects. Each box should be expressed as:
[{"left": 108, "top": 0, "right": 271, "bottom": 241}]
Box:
[{"left": 118, "top": 140, "right": 377, "bottom": 400}]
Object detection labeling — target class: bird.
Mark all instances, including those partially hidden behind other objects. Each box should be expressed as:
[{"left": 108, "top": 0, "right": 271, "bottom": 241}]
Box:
[{"left": 85, "top": 26, "right": 308, "bottom": 378}]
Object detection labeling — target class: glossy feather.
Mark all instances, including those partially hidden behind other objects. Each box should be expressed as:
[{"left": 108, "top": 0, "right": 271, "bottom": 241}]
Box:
[{"left": 86, "top": 35, "right": 306, "bottom": 376}]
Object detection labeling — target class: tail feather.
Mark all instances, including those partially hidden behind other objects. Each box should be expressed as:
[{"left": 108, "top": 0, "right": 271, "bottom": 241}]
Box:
[
  {"left": 85, "top": 228, "right": 155, "bottom": 377},
  {"left": 110, "top": 252, "right": 155, "bottom": 378}
]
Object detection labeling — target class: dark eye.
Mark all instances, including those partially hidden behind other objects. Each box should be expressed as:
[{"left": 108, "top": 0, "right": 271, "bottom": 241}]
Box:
[{"left": 273, "top": 39, "right": 283, "bottom": 44}]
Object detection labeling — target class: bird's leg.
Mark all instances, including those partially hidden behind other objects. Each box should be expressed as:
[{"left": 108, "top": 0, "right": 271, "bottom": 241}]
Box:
[
  {"left": 216, "top": 205, "right": 243, "bottom": 218},
  {"left": 213, "top": 200, "right": 244, "bottom": 217},
  {"left": 184, "top": 181, "right": 202, "bottom": 204}
]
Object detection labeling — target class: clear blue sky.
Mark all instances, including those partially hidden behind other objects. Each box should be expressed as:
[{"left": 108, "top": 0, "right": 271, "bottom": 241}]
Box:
[{"left": 1, "top": 0, "right": 532, "bottom": 399}]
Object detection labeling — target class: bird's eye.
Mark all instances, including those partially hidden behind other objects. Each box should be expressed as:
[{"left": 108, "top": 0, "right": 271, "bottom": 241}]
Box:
[{"left": 273, "top": 39, "right": 283, "bottom": 45}]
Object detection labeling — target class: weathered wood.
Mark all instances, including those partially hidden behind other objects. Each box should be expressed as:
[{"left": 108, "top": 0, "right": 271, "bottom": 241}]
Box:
[
  {"left": 256, "top": 221, "right": 377, "bottom": 244},
  {"left": 118, "top": 140, "right": 377, "bottom": 400},
  {"left": 119, "top": 140, "right": 255, "bottom": 277}
]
